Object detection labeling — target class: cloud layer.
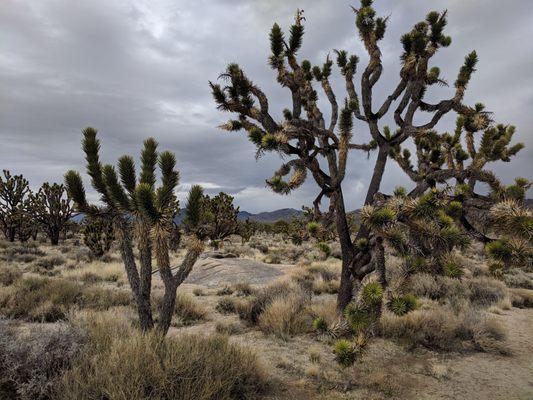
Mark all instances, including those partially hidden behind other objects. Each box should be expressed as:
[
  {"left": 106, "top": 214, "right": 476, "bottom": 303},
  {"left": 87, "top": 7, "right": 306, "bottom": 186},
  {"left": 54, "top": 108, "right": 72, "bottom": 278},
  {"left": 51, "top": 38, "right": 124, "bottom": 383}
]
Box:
[{"left": 1, "top": 0, "right": 531, "bottom": 212}]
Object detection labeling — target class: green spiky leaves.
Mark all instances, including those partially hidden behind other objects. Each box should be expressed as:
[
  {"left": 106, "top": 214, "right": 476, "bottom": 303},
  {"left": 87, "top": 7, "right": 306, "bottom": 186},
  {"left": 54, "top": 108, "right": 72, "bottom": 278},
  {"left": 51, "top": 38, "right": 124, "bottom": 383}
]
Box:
[
  {"left": 64, "top": 170, "right": 87, "bottom": 209},
  {"left": 455, "top": 51, "right": 478, "bottom": 89},
  {"left": 388, "top": 294, "right": 418, "bottom": 316}
]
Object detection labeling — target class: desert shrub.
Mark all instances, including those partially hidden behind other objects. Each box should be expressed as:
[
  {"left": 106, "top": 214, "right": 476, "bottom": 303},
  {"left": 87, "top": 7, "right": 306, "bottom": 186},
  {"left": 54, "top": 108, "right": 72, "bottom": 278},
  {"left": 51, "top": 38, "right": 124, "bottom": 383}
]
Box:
[
  {"left": 215, "top": 321, "right": 243, "bottom": 335},
  {"left": 309, "top": 296, "right": 338, "bottom": 328},
  {"left": 234, "top": 282, "right": 253, "bottom": 296},
  {"left": 380, "top": 306, "right": 507, "bottom": 353},
  {"left": 258, "top": 292, "right": 311, "bottom": 339},
  {"left": 316, "top": 242, "right": 331, "bottom": 258},
  {"left": 217, "top": 286, "right": 234, "bottom": 296},
  {"left": 467, "top": 277, "right": 508, "bottom": 307},
  {"left": 292, "top": 263, "right": 340, "bottom": 294},
  {"left": 0, "top": 277, "right": 131, "bottom": 322},
  {"left": 0, "top": 277, "right": 80, "bottom": 322},
  {"left": 192, "top": 287, "right": 206, "bottom": 296},
  {"left": 510, "top": 288, "right": 533, "bottom": 308},
  {"left": 1, "top": 244, "right": 45, "bottom": 259},
  {"left": 238, "top": 281, "right": 301, "bottom": 324},
  {"left": 312, "top": 277, "right": 340, "bottom": 294},
  {"left": 78, "top": 286, "right": 131, "bottom": 310},
  {"left": 503, "top": 269, "right": 533, "bottom": 289},
  {"left": 0, "top": 265, "right": 22, "bottom": 286},
  {"left": 264, "top": 252, "right": 282, "bottom": 264},
  {"left": 34, "top": 256, "right": 66, "bottom": 270},
  {"left": 216, "top": 297, "right": 237, "bottom": 314},
  {"left": 61, "top": 262, "right": 123, "bottom": 284},
  {"left": 57, "top": 312, "right": 268, "bottom": 400},
  {"left": 0, "top": 320, "right": 85, "bottom": 400}
]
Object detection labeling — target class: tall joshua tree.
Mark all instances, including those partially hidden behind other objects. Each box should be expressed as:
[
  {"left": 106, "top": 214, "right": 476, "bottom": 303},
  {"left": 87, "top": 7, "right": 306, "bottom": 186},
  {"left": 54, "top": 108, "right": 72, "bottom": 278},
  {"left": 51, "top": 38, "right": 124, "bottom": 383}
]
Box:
[
  {"left": 65, "top": 127, "right": 204, "bottom": 333},
  {"left": 210, "top": 1, "right": 480, "bottom": 310},
  {"left": 0, "top": 170, "right": 30, "bottom": 242},
  {"left": 29, "top": 182, "right": 73, "bottom": 245}
]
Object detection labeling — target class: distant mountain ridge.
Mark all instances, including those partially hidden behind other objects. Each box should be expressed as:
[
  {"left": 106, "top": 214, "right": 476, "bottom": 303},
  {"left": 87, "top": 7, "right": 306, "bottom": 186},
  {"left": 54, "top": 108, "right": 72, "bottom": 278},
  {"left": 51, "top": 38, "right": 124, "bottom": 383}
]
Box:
[
  {"left": 71, "top": 199, "right": 533, "bottom": 225},
  {"left": 173, "top": 207, "right": 303, "bottom": 224}
]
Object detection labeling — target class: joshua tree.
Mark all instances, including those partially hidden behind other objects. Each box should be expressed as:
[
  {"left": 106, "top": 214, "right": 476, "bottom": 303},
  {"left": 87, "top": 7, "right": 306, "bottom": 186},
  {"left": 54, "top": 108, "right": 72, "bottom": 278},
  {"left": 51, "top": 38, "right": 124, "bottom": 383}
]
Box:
[
  {"left": 183, "top": 187, "right": 239, "bottom": 248},
  {"left": 237, "top": 218, "right": 257, "bottom": 244},
  {"left": 65, "top": 127, "right": 204, "bottom": 333},
  {"left": 81, "top": 215, "right": 115, "bottom": 258},
  {"left": 0, "top": 170, "right": 31, "bottom": 242},
  {"left": 29, "top": 182, "right": 73, "bottom": 245},
  {"left": 390, "top": 113, "right": 525, "bottom": 241},
  {"left": 210, "top": 1, "right": 481, "bottom": 310}
]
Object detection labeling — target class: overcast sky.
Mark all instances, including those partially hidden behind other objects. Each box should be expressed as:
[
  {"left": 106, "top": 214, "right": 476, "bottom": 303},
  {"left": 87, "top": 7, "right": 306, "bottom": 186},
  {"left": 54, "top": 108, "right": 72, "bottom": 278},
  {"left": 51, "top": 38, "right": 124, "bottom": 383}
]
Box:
[{"left": 1, "top": 0, "right": 531, "bottom": 212}]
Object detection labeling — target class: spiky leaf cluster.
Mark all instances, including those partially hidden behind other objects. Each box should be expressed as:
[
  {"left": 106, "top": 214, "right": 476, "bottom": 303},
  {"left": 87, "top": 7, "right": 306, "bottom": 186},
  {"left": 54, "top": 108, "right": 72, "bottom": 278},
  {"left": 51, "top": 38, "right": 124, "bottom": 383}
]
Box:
[{"left": 362, "top": 189, "right": 471, "bottom": 275}]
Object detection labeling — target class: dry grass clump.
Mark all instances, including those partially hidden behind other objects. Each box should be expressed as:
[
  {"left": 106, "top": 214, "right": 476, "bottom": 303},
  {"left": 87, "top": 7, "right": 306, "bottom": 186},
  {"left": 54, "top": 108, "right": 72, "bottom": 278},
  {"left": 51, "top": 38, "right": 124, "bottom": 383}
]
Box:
[
  {"left": 0, "top": 243, "right": 45, "bottom": 263},
  {"left": 216, "top": 297, "right": 238, "bottom": 314},
  {"left": 0, "top": 276, "right": 131, "bottom": 322},
  {"left": 258, "top": 291, "right": 311, "bottom": 339},
  {"left": 234, "top": 281, "right": 254, "bottom": 296},
  {"left": 291, "top": 262, "right": 341, "bottom": 294},
  {"left": 0, "top": 265, "right": 23, "bottom": 286},
  {"left": 153, "top": 292, "right": 207, "bottom": 325},
  {"left": 215, "top": 321, "right": 244, "bottom": 335},
  {"left": 237, "top": 280, "right": 301, "bottom": 324},
  {"left": 380, "top": 306, "right": 508, "bottom": 353},
  {"left": 57, "top": 311, "right": 268, "bottom": 400},
  {"left": 0, "top": 319, "right": 86, "bottom": 400},
  {"left": 309, "top": 295, "right": 339, "bottom": 333},
  {"left": 509, "top": 288, "right": 533, "bottom": 308},
  {"left": 467, "top": 277, "right": 508, "bottom": 307},
  {"left": 61, "top": 261, "right": 124, "bottom": 284},
  {"left": 407, "top": 273, "right": 507, "bottom": 308},
  {"left": 33, "top": 255, "right": 66, "bottom": 270},
  {"left": 503, "top": 268, "right": 533, "bottom": 289}
]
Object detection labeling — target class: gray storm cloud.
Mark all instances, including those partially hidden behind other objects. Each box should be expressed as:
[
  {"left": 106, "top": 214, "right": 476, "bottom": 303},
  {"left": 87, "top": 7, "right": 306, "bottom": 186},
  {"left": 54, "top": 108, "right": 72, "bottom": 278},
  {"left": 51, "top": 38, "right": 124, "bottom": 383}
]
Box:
[{"left": 0, "top": 0, "right": 531, "bottom": 213}]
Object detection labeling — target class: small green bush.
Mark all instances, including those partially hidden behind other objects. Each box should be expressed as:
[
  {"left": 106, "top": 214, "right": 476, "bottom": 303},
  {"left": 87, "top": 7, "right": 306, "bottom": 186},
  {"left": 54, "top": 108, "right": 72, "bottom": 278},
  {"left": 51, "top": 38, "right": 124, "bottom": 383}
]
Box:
[
  {"left": 312, "top": 316, "right": 328, "bottom": 332},
  {"left": 333, "top": 339, "right": 357, "bottom": 367}
]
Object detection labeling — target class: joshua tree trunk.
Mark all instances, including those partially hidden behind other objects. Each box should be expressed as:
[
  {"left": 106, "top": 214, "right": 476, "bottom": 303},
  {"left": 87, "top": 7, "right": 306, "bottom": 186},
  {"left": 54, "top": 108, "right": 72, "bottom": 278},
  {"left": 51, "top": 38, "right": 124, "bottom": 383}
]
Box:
[
  {"left": 333, "top": 187, "right": 356, "bottom": 311},
  {"left": 157, "top": 280, "right": 178, "bottom": 334},
  {"left": 50, "top": 228, "right": 60, "bottom": 245},
  {"left": 116, "top": 219, "right": 154, "bottom": 331}
]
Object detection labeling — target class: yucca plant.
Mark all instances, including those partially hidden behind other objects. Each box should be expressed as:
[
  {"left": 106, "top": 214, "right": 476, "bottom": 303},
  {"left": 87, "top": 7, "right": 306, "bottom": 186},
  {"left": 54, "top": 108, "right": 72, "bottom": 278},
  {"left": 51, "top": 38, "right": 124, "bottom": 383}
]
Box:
[{"left": 65, "top": 127, "right": 204, "bottom": 333}]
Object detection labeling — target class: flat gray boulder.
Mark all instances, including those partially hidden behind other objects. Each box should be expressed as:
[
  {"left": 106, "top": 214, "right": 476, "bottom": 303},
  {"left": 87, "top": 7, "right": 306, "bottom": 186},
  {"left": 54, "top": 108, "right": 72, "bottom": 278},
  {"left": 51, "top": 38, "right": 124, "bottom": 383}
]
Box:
[{"left": 184, "top": 257, "right": 288, "bottom": 287}]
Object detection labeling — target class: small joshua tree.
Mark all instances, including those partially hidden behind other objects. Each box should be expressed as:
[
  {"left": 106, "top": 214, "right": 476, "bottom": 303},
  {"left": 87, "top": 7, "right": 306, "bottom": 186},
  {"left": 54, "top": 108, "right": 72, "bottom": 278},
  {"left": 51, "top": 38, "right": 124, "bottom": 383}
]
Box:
[
  {"left": 211, "top": 1, "right": 481, "bottom": 310},
  {"left": 237, "top": 218, "right": 257, "bottom": 244},
  {"left": 65, "top": 127, "right": 204, "bottom": 333},
  {"left": 183, "top": 187, "right": 239, "bottom": 249},
  {"left": 81, "top": 215, "right": 115, "bottom": 258},
  {"left": 0, "top": 170, "right": 31, "bottom": 242},
  {"left": 29, "top": 182, "right": 73, "bottom": 245}
]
